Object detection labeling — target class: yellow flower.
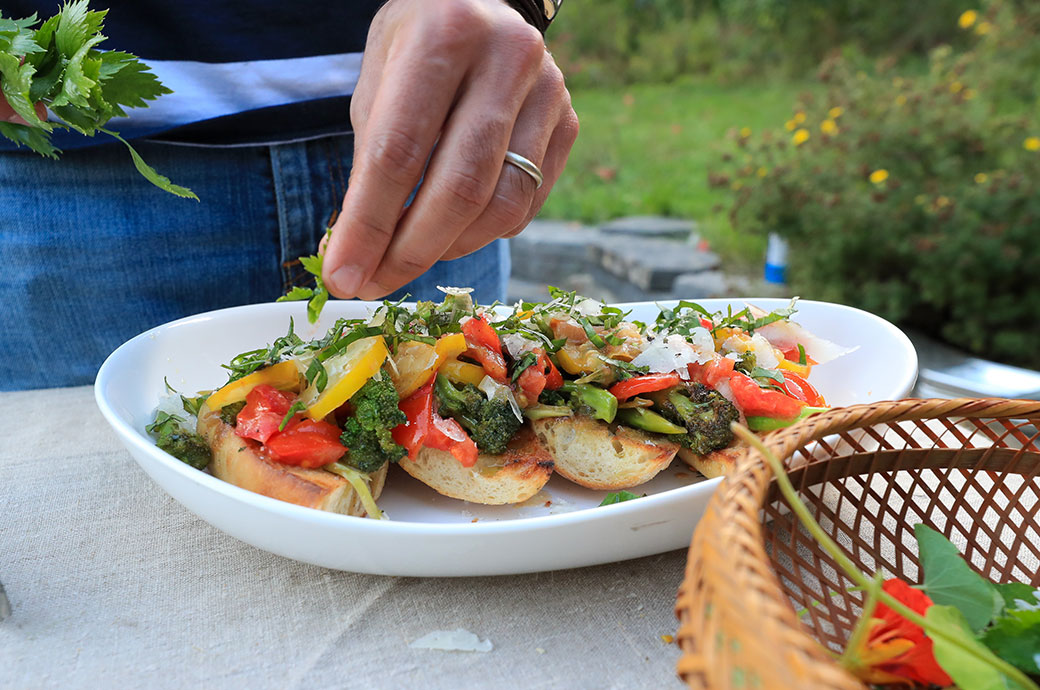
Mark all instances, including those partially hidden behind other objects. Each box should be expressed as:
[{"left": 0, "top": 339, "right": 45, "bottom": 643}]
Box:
[
  {"left": 958, "top": 10, "right": 978, "bottom": 29},
  {"left": 792, "top": 128, "right": 810, "bottom": 146},
  {"left": 949, "top": 81, "right": 963, "bottom": 94},
  {"left": 974, "top": 173, "right": 988, "bottom": 184},
  {"left": 1025, "top": 136, "right": 1040, "bottom": 152},
  {"left": 820, "top": 119, "right": 838, "bottom": 135},
  {"left": 828, "top": 106, "right": 844, "bottom": 119},
  {"left": 976, "top": 21, "right": 992, "bottom": 35},
  {"left": 869, "top": 169, "right": 889, "bottom": 184},
  {"left": 936, "top": 196, "right": 951, "bottom": 208},
  {"left": 731, "top": 181, "right": 744, "bottom": 191},
  {"left": 740, "top": 126, "right": 752, "bottom": 138},
  {"left": 895, "top": 94, "right": 908, "bottom": 106},
  {"left": 784, "top": 119, "right": 797, "bottom": 131},
  {"left": 964, "top": 89, "right": 977, "bottom": 100},
  {"left": 756, "top": 167, "right": 768, "bottom": 178},
  {"left": 793, "top": 111, "right": 806, "bottom": 124}
]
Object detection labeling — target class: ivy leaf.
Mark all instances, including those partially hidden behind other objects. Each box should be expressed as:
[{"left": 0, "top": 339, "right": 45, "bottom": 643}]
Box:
[
  {"left": 981, "top": 608, "right": 1040, "bottom": 675},
  {"left": 916, "top": 523, "right": 1004, "bottom": 631},
  {"left": 927, "top": 605, "right": 1030, "bottom": 690}
]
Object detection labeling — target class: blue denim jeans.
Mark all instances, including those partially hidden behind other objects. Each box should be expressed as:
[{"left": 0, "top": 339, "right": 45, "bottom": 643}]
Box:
[{"left": 0, "top": 135, "right": 509, "bottom": 391}]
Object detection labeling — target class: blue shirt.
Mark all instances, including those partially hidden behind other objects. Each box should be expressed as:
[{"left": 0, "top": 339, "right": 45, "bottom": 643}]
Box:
[{"left": 2, "top": 1, "right": 383, "bottom": 149}]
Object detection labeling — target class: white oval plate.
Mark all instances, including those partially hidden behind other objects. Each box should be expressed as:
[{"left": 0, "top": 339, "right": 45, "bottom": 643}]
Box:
[{"left": 95, "top": 298, "right": 916, "bottom": 576}]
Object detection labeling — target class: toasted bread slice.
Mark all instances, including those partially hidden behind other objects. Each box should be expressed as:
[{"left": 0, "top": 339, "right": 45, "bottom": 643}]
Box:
[
  {"left": 676, "top": 444, "right": 746, "bottom": 479},
  {"left": 196, "top": 404, "right": 387, "bottom": 515},
  {"left": 397, "top": 427, "right": 553, "bottom": 505},
  {"left": 531, "top": 415, "right": 679, "bottom": 490}
]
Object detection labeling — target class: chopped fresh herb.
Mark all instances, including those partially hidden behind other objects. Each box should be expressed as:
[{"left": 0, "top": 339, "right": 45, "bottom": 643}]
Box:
[
  {"left": 599, "top": 490, "right": 640, "bottom": 506},
  {"left": 0, "top": 2, "right": 195, "bottom": 198},
  {"left": 797, "top": 343, "right": 807, "bottom": 366},
  {"left": 277, "top": 400, "right": 307, "bottom": 431},
  {"left": 277, "top": 228, "right": 331, "bottom": 324},
  {"left": 510, "top": 351, "right": 539, "bottom": 382},
  {"left": 218, "top": 400, "right": 246, "bottom": 426},
  {"left": 147, "top": 410, "right": 210, "bottom": 469}
]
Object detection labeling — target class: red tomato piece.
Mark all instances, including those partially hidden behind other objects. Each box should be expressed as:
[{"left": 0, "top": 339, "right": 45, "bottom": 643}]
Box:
[
  {"left": 687, "top": 357, "right": 735, "bottom": 387},
  {"left": 264, "top": 418, "right": 346, "bottom": 469},
  {"left": 699, "top": 317, "right": 714, "bottom": 330},
  {"left": 392, "top": 384, "right": 433, "bottom": 459},
  {"left": 516, "top": 348, "right": 559, "bottom": 401},
  {"left": 779, "top": 371, "right": 825, "bottom": 407},
  {"left": 235, "top": 384, "right": 298, "bottom": 444},
  {"left": 426, "top": 413, "right": 479, "bottom": 467},
  {"left": 543, "top": 352, "right": 563, "bottom": 390},
  {"left": 608, "top": 373, "right": 682, "bottom": 401},
  {"left": 462, "top": 315, "right": 503, "bottom": 355},
  {"left": 781, "top": 345, "right": 817, "bottom": 365},
  {"left": 727, "top": 372, "right": 805, "bottom": 419}
]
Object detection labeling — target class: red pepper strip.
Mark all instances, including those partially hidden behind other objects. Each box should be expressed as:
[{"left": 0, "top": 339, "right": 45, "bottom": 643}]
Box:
[
  {"left": 391, "top": 383, "right": 479, "bottom": 466},
  {"left": 699, "top": 317, "right": 714, "bottom": 330},
  {"left": 426, "top": 413, "right": 479, "bottom": 467},
  {"left": 608, "top": 373, "right": 682, "bottom": 401},
  {"left": 779, "top": 371, "right": 825, "bottom": 407},
  {"left": 687, "top": 357, "right": 735, "bottom": 387},
  {"left": 235, "top": 384, "right": 298, "bottom": 444},
  {"left": 727, "top": 372, "right": 805, "bottom": 419},
  {"left": 543, "top": 352, "right": 563, "bottom": 390},
  {"left": 462, "top": 316, "right": 508, "bottom": 383},
  {"left": 264, "top": 419, "right": 347, "bottom": 469},
  {"left": 392, "top": 384, "right": 433, "bottom": 460},
  {"left": 781, "top": 345, "right": 817, "bottom": 365}
]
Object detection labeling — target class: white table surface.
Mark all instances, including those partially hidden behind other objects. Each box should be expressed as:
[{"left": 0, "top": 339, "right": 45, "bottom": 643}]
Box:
[{"left": 0, "top": 386, "right": 688, "bottom": 689}]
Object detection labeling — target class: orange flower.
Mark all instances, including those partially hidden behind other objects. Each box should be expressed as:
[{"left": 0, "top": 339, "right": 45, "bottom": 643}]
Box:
[{"left": 846, "top": 579, "right": 952, "bottom": 687}]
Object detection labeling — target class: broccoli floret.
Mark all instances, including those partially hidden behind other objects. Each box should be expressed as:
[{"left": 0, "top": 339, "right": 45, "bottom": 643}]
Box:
[
  {"left": 339, "top": 376, "right": 407, "bottom": 473},
  {"left": 657, "top": 384, "right": 738, "bottom": 456},
  {"left": 538, "top": 388, "right": 570, "bottom": 407},
  {"left": 434, "top": 375, "right": 522, "bottom": 455},
  {"left": 218, "top": 400, "right": 246, "bottom": 426},
  {"left": 734, "top": 350, "right": 757, "bottom": 375},
  {"left": 156, "top": 432, "right": 211, "bottom": 470}
]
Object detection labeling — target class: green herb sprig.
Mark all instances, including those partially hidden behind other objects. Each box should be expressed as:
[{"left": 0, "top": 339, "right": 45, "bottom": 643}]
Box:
[{"left": 0, "top": 1, "right": 196, "bottom": 198}]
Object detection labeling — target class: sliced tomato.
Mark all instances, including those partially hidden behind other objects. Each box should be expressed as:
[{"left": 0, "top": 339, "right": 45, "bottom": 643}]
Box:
[
  {"left": 393, "top": 383, "right": 433, "bottom": 459},
  {"left": 235, "top": 384, "right": 298, "bottom": 444},
  {"left": 728, "top": 372, "right": 805, "bottom": 419},
  {"left": 687, "top": 357, "right": 735, "bottom": 387},
  {"left": 426, "top": 413, "right": 479, "bottom": 467},
  {"left": 543, "top": 352, "right": 563, "bottom": 390},
  {"left": 779, "top": 371, "right": 825, "bottom": 407},
  {"left": 265, "top": 418, "right": 346, "bottom": 469},
  {"left": 608, "top": 373, "right": 682, "bottom": 401},
  {"left": 392, "top": 383, "right": 478, "bottom": 466},
  {"left": 516, "top": 348, "right": 560, "bottom": 401},
  {"left": 699, "top": 317, "right": 714, "bottom": 330},
  {"left": 549, "top": 317, "right": 589, "bottom": 344},
  {"left": 462, "top": 315, "right": 508, "bottom": 383}
]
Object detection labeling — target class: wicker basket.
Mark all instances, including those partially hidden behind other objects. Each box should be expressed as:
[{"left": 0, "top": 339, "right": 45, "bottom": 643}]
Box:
[{"left": 675, "top": 398, "right": 1040, "bottom": 690}]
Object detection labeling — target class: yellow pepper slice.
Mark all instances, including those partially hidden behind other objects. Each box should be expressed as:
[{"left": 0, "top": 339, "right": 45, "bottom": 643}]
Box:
[
  {"left": 390, "top": 333, "right": 470, "bottom": 399},
  {"left": 777, "top": 357, "right": 812, "bottom": 378},
  {"left": 301, "top": 336, "right": 388, "bottom": 420},
  {"left": 205, "top": 360, "right": 301, "bottom": 410},
  {"left": 433, "top": 333, "right": 467, "bottom": 364},
  {"left": 440, "top": 359, "right": 486, "bottom": 387}
]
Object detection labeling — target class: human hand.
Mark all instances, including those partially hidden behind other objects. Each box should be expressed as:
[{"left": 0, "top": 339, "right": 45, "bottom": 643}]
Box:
[{"left": 322, "top": 0, "right": 578, "bottom": 299}]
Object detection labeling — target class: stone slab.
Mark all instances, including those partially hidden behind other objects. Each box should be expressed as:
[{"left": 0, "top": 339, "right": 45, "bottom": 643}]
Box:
[{"left": 599, "top": 215, "right": 696, "bottom": 239}]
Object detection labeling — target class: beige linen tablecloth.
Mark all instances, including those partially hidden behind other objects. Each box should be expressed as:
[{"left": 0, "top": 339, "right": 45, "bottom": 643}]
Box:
[{"left": 0, "top": 386, "right": 686, "bottom": 689}]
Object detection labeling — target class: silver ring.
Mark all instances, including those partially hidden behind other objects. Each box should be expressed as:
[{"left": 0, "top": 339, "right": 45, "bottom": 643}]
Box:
[{"left": 503, "top": 150, "right": 544, "bottom": 189}]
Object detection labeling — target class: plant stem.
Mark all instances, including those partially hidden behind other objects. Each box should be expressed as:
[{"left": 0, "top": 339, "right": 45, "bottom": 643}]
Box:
[
  {"left": 837, "top": 572, "right": 882, "bottom": 668},
  {"left": 733, "top": 424, "right": 1039, "bottom": 690}
]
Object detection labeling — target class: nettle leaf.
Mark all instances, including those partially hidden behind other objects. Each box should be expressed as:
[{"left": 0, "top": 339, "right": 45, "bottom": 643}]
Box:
[
  {"left": 53, "top": 0, "right": 105, "bottom": 56},
  {"left": 927, "top": 605, "right": 1030, "bottom": 690},
  {"left": 0, "top": 121, "right": 59, "bottom": 157},
  {"left": 916, "top": 523, "right": 1004, "bottom": 631},
  {"left": 96, "top": 52, "right": 169, "bottom": 113},
  {"left": 981, "top": 608, "right": 1040, "bottom": 675},
  {"left": 50, "top": 33, "right": 105, "bottom": 111}
]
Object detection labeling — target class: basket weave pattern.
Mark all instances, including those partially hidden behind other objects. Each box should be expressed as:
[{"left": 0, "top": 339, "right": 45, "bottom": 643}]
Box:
[{"left": 676, "top": 398, "right": 1040, "bottom": 690}]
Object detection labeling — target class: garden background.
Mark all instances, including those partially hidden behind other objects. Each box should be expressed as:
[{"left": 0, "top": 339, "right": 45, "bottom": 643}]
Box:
[{"left": 541, "top": 0, "right": 1039, "bottom": 371}]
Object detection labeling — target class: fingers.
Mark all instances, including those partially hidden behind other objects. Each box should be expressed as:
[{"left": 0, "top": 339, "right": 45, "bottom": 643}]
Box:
[
  {"left": 351, "top": 23, "right": 547, "bottom": 299},
  {"left": 441, "top": 59, "right": 578, "bottom": 260},
  {"left": 322, "top": 11, "right": 474, "bottom": 298}
]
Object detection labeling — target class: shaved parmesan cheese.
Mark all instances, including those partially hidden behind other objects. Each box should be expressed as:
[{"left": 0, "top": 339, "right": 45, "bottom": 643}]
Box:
[
  {"left": 755, "top": 320, "right": 858, "bottom": 365},
  {"left": 748, "top": 333, "right": 780, "bottom": 369},
  {"left": 632, "top": 332, "right": 714, "bottom": 378},
  {"left": 573, "top": 297, "right": 604, "bottom": 317},
  {"left": 409, "top": 629, "right": 493, "bottom": 653},
  {"left": 478, "top": 375, "right": 523, "bottom": 422},
  {"left": 436, "top": 286, "right": 474, "bottom": 296},
  {"left": 500, "top": 333, "right": 540, "bottom": 358},
  {"left": 366, "top": 306, "right": 387, "bottom": 328}
]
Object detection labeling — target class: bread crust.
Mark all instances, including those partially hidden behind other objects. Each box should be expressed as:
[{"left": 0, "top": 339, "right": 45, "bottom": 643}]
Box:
[
  {"left": 397, "top": 426, "right": 553, "bottom": 505},
  {"left": 531, "top": 415, "right": 679, "bottom": 490},
  {"left": 196, "top": 404, "right": 387, "bottom": 515},
  {"left": 676, "top": 444, "right": 746, "bottom": 479}
]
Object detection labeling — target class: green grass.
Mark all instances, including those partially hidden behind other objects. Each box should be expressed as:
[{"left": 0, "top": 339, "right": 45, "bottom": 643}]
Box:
[{"left": 540, "top": 77, "right": 815, "bottom": 269}]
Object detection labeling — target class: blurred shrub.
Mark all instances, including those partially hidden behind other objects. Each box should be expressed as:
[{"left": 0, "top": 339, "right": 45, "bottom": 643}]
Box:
[
  {"left": 711, "top": 2, "right": 1040, "bottom": 368},
  {"left": 548, "top": 0, "right": 978, "bottom": 87}
]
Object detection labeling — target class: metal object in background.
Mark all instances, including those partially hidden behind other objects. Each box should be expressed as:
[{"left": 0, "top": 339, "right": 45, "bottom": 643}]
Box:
[
  {"left": 0, "top": 579, "right": 11, "bottom": 621},
  {"left": 909, "top": 330, "right": 1040, "bottom": 400}
]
